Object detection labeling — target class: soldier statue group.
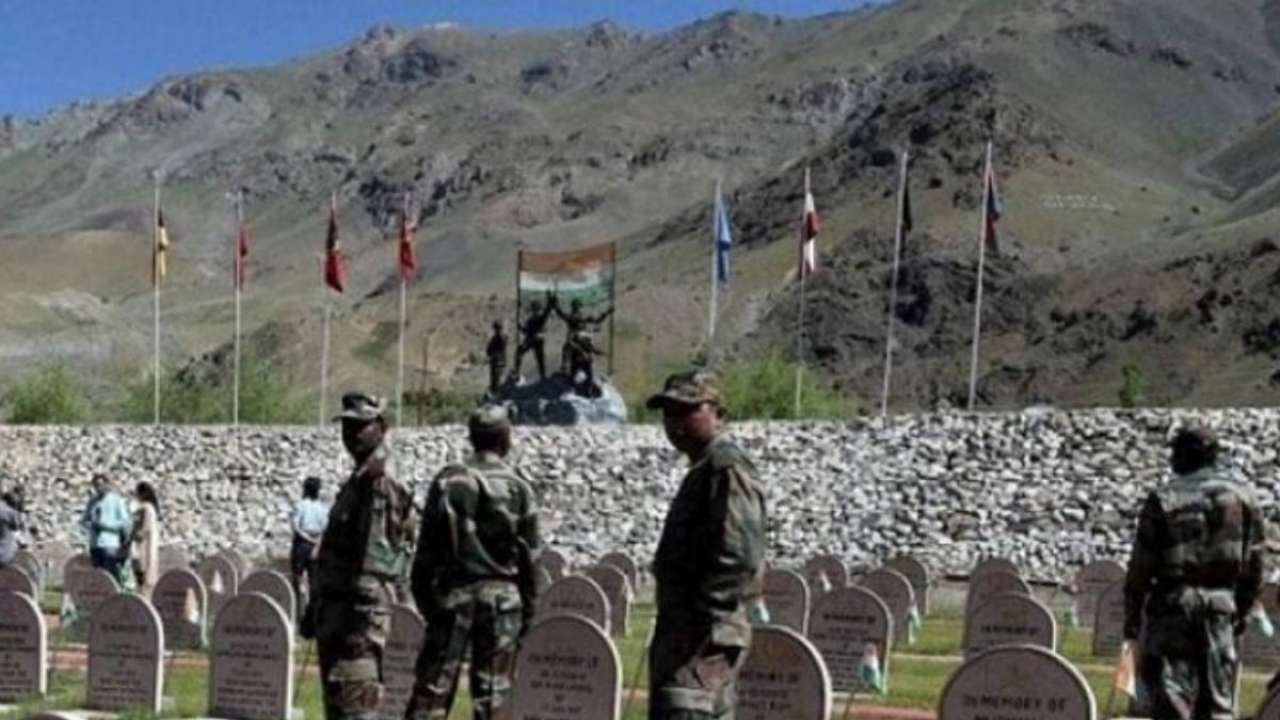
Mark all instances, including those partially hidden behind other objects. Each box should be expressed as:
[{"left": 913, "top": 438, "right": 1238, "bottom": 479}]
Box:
[
  {"left": 486, "top": 291, "right": 614, "bottom": 398},
  {"left": 296, "top": 376, "right": 1268, "bottom": 720}
]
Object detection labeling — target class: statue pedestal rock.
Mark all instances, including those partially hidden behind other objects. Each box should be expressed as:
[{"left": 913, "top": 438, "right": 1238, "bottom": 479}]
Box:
[{"left": 496, "top": 373, "right": 627, "bottom": 426}]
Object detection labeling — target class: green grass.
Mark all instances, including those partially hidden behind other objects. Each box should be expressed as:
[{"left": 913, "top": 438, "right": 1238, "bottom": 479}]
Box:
[{"left": 8, "top": 601, "right": 1271, "bottom": 718}]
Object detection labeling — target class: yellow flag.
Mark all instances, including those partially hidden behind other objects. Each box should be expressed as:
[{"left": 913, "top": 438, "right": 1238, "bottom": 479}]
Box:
[{"left": 153, "top": 208, "right": 170, "bottom": 287}]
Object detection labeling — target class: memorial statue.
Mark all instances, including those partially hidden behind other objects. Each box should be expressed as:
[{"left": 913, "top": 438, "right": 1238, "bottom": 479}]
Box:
[
  {"left": 554, "top": 297, "right": 613, "bottom": 395},
  {"left": 485, "top": 321, "right": 507, "bottom": 395},
  {"left": 514, "top": 293, "right": 556, "bottom": 382}
]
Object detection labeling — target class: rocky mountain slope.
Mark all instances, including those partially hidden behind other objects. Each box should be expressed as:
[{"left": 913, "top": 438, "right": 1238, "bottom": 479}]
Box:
[{"left": 3, "top": 0, "right": 1280, "bottom": 412}]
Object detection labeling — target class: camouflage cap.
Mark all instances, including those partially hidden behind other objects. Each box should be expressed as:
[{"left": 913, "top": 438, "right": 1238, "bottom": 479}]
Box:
[
  {"left": 469, "top": 403, "right": 512, "bottom": 432},
  {"left": 645, "top": 369, "right": 724, "bottom": 410},
  {"left": 334, "top": 392, "right": 386, "bottom": 422}
]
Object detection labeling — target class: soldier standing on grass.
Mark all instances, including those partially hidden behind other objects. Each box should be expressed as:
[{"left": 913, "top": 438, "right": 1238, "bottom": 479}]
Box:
[
  {"left": 405, "top": 404, "right": 541, "bottom": 720},
  {"left": 1124, "top": 425, "right": 1264, "bottom": 720},
  {"left": 307, "top": 393, "right": 414, "bottom": 720},
  {"left": 646, "top": 370, "right": 766, "bottom": 720}
]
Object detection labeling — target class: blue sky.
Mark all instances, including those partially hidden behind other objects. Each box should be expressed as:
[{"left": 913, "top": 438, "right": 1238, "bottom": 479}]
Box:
[{"left": 0, "top": 0, "right": 876, "bottom": 118}]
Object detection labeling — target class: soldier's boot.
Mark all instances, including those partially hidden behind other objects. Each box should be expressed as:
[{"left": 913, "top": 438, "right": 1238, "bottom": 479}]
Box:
[{"left": 469, "top": 583, "right": 522, "bottom": 720}]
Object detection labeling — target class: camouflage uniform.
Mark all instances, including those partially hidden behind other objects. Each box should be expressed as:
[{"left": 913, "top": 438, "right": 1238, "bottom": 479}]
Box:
[
  {"left": 647, "top": 372, "right": 767, "bottom": 720},
  {"left": 405, "top": 406, "right": 541, "bottom": 720},
  {"left": 313, "top": 396, "right": 415, "bottom": 720},
  {"left": 1124, "top": 461, "right": 1264, "bottom": 720}
]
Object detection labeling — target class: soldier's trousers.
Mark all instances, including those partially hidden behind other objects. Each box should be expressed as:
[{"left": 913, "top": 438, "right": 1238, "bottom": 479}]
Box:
[
  {"left": 405, "top": 581, "right": 522, "bottom": 720},
  {"left": 1140, "top": 587, "right": 1239, "bottom": 720},
  {"left": 649, "top": 624, "right": 744, "bottom": 720},
  {"left": 315, "top": 586, "right": 393, "bottom": 720}
]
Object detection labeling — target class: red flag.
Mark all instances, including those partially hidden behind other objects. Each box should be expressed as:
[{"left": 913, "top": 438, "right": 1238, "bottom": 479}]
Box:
[
  {"left": 983, "top": 164, "right": 1003, "bottom": 256},
  {"left": 324, "top": 202, "right": 346, "bottom": 293},
  {"left": 235, "top": 223, "right": 250, "bottom": 289},
  {"left": 398, "top": 199, "right": 417, "bottom": 282},
  {"left": 799, "top": 172, "right": 820, "bottom": 279}
]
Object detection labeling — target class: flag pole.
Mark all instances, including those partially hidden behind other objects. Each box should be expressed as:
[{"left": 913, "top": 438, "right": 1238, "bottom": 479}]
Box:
[
  {"left": 153, "top": 182, "right": 161, "bottom": 426},
  {"left": 967, "top": 141, "right": 994, "bottom": 411},
  {"left": 396, "top": 193, "right": 409, "bottom": 428},
  {"left": 708, "top": 179, "right": 720, "bottom": 356},
  {"left": 881, "top": 150, "right": 909, "bottom": 418},
  {"left": 793, "top": 167, "right": 810, "bottom": 419},
  {"left": 233, "top": 191, "right": 243, "bottom": 428}
]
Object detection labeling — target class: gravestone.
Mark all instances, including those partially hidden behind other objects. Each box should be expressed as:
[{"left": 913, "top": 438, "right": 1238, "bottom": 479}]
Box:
[
  {"left": 221, "top": 548, "right": 253, "bottom": 579},
  {"left": 803, "top": 555, "right": 848, "bottom": 596},
  {"left": 158, "top": 546, "right": 190, "bottom": 574},
  {"left": 198, "top": 555, "right": 240, "bottom": 623},
  {"left": 0, "top": 566, "right": 36, "bottom": 600},
  {"left": 860, "top": 568, "right": 916, "bottom": 644},
  {"left": 12, "top": 550, "right": 44, "bottom": 592},
  {"left": 511, "top": 615, "right": 621, "bottom": 720},
  {"left": 62, "top": 553, "right": 94, "bottom": 593},
  {"left": 1091, "top": 580, "right": 1127, "bottom": 658},
  {"left": 153, "top": 569, "right": 207, "bottom": 650},
  {"left": 938, "top": 644, "right": 1095, "bottom": 720},
  {"left": 886, "top": 556, "right": 931, "bottom": 615},
  {"left": 539, "top": 576, "right": 610, "bottom": 635},
  {"left": 970, "top": 557, "right": 1020, "bottom": 584},
  {"left": 1072, "top": 560, "right": 1125, "bottom": 628},
  {"left": 65, "top": 568, "right": 120, "bottom": 642},
  {"left": 379, "top": 604, "right": 426, "bottom": 720},
  {"left": 807, "top": 586, "right": 892, "bottom": 694},
  {"left": 586, "top": 564, "right": 631, "bottom": 637},
  {"left": 0, "top": 591, "right": 46, "bottom": 703},
  {"left": 762, "top": 569, "right": 810, "bottom": 634},
  {"left": 964, "top": 593, "right": 1057, "bottom": 657},
  {"left": 240, "top": 570, "right": 297, "bottom": 624},
  {"left": 1256, "top": 688, "right": 1280, "bottom": 720},
  {"left": 207, "top": 592, "right": 294, "bottom": 720},
  {"left": 539, "top": 550, "right": 568, "bottom": 582},
  {"left": 598, "top": 551, "right": 640, "bottom": 594},
  {"left": 87, "top": 593, "right": 164, "bottom": 714},
  {"left": 535, "top": 566, "right": 554, "bottom": 598},
  {"left": 42, "top": 542, "right": 75, "bottom": 587},
  {"left": 1244, "top": 582, "right": 1280, "bottom": 666},
  {"left": 737, "top": 625, "right": 832, "bottom": 719},
  {"left": 964, "top": 570, "right": 1031, "bottom": 619}
]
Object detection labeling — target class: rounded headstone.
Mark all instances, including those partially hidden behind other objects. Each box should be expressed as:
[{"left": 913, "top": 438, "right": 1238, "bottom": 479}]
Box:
[
  {"left": 511, "top": 614, "right": 621, "bottom": 720},
  {"left": 65, "top": 567, "right": 120, "bottom": 642},
  {"left": 61, "top": 553, "right": 94, "bottom": 592},
  {"left": 598, "top": 551, "right": 640, "bottom": 594},
  {"left": 0, "top": 590, "right": 46, "bottom": 703},
  {"left": 762, "top": 568, "right": 810, "bottom": 634},
  {"left": 1091, "top": 580, "right": 1126, "bottom": 658},
  {"left": 538, "top": 575, "right": 610, "bottom": 635},
  {"left": 939, "top": 645, "right": 1095, "bottom": 720},
  {"left": 539, "top": 549, "right": 568, "bottom": 582},
  {"left": 737, "top": 625, "right": 832, "bottom": 719},
  {"left": 209, "top": 592, "right": 294, "bottom": 720},
  {"left": 87, "top": 593, "right": 164, "bottom": 714},
  {"left": 885, "top": 555, "right": 931, "bottom": 615},
  {"left": 1072, "top": 560, "right": 1125, "bottom": 627},
  {"left": 152, "top": 568, "right": 207, "bottom": 650},
  {"left": 965, "top": 570, "right": 1031, "bottom": 618},
  {"left": 970, "top": 557, "right": 1020, "bottom": 584},
  {"left": 198, "top": 554, "right": 240, "bottom": 621},
  {"left": 221, "top": 548, "right": 253, "bottom": 579},
  {"left": 1244, "top": 581, "right": 1280, "bottom": 666},
  {"left": 379, "top": 604, "right": 426, "bottom": 720},
  {"left": 803, "top": 555, "right": 847, "bottom": 595},
  {"left": 964, "top": 592, "right": 1057, "bottom": 657},
  {"left": 12, "top": 550, "right": 44, "bottom": 591},
  {"left": 860, "top": 568, "right": 916, "bottom": 644},
  {"left": 240, "top": 570, "right": 297, "bottom": 624},
  {"left": 42, "top": 542, "right": 75, "bottom": 586},
  {"left": 808, "top": 585, "right": 893, "bottom": 694},
  {"left": 157, "top": 545, "right": 190, "bottom": 574},
  {"left": 0, "top": 566, "right": 37, "bottom": 600},
  {"left": 586, "top": 564, "right": 631, "bottom": 637}
]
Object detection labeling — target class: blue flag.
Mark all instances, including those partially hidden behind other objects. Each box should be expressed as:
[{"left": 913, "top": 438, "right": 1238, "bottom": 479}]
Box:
[{"left": 714, "top": 190, "right": 733, "bottom": 287}]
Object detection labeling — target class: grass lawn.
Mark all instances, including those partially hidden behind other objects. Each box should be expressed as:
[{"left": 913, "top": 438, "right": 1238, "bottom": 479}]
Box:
[{"left": 7, "top": 595, "right": 1273, "bottom": 718}]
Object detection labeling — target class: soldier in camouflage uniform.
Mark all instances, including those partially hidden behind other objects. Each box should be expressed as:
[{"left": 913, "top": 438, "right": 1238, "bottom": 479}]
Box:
[
  {"left": 1124, "top": 425, "right": 1264, "bottom": 720},
  {"left": 646, "top": 370, "right": 767, "bottom": 720},
  {"left": 310, "top": 393, "right": 415, "bottom": 720},
  {"left": 405, "top": 404, "right": 541, "bottom": 720}
]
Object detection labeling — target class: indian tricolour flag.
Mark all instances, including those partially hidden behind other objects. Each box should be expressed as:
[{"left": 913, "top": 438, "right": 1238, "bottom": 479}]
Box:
[{"left": 518, "top": 242, "right": 617, "bottom": 306}]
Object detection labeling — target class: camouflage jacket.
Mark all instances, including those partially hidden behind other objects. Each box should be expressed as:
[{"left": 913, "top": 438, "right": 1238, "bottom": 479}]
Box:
[
  {"left": 653, "top": 433, "right": 766, "bottom": 649},
  {"left": 411, "top": 452, "right": 541, "bottom": 618},
  {"left": 314, "top": 448, "right": 415, "bottom": 601},
  {"left": 1123, "top": 466, "right": 1265, "bottom": 639}
]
